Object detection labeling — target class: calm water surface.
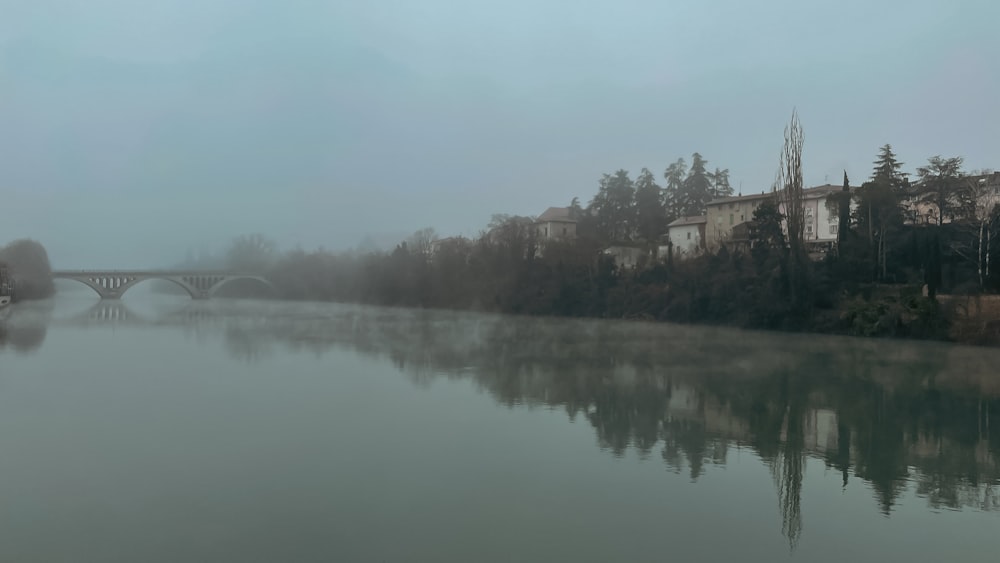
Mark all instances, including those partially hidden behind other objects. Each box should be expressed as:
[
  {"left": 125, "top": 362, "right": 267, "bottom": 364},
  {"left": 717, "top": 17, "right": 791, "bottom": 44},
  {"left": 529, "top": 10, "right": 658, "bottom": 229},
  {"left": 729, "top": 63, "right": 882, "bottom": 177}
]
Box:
[{"left": 1, "top": 294, "right": 998, "bottom": 562}]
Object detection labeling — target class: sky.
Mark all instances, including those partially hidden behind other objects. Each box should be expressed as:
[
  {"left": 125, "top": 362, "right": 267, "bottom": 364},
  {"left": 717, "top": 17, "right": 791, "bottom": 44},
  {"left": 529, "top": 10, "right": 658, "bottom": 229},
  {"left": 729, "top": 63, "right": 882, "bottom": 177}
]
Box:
[{"left": 1, "top": 0, "right": 999, "bottom": 268}]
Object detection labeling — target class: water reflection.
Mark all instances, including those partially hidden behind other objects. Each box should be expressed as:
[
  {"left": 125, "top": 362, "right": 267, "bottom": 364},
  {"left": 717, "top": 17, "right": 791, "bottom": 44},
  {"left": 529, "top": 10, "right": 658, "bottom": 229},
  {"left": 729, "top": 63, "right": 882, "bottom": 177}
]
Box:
[
  {"left": 11, "top": 299, "right": 1000, "bottom": 547},
  {"left": 207, "top": 302, "right": 1000, "bottom": 548},
  {"left": 0, "top": 302, "right": 51, "bottom": 353}
]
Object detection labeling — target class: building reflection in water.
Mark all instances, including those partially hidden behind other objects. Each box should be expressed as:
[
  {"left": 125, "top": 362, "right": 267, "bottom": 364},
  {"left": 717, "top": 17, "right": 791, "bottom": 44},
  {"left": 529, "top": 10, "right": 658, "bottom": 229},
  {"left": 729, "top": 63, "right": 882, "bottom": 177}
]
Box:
[{"left": 9, "top": 300, "right": 1000, "bottom": 547}]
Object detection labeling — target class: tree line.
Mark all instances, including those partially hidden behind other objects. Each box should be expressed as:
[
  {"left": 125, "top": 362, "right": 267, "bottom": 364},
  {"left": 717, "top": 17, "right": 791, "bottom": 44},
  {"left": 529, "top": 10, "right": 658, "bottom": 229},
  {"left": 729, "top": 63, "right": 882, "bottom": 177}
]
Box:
[
  {"left": 0, "top": 239, "right": 55, "bottom": 302},
  {"left": 584, "top": 152, "right": 732, "bottom": 246},
  {"left": 186, "top": 113, "right": 999, "bottom": 341}
]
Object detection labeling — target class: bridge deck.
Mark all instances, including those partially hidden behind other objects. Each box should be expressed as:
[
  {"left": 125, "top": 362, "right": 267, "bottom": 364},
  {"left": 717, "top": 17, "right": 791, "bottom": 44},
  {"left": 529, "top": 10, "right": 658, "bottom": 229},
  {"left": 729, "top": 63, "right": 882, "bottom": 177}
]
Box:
[
  {"left": 52, "top": 270, "right": 259, "bottom": 276},
  {"left": 50, "top": 271, "right": 274, "bottom": 300}
]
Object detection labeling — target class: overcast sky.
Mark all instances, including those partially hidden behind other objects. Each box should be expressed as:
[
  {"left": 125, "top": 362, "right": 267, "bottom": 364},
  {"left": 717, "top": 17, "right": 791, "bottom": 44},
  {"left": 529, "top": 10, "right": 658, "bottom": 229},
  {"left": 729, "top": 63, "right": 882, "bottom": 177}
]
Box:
[{"left": 2, "top": 0, "right": 999, "bottom": 268}]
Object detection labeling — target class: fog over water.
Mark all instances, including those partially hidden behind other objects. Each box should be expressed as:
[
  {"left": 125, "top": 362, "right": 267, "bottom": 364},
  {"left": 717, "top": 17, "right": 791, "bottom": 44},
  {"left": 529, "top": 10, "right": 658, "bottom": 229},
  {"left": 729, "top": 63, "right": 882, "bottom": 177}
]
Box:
[{"left": 1, "top": 293, "right": 998, "bottom": 561}]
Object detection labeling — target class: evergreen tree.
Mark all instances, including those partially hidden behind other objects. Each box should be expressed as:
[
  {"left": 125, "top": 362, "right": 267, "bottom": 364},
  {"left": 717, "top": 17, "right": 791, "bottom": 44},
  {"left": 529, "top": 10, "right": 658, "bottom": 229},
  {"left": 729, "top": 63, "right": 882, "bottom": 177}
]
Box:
[
  {"left": 568, "top": 197, "right": 583, "bottom": 219},
  {"left": 872, "top": 144, "right": 906, "bottom": 190},
  {"left": 675, "top": 153, "right": 713, "bottom": 218},
  {"left": 709, "top": 167, "right": 734, "bottom": 198},
  {"left": 854, "top": 181, "right": 903, "bottom": 281},
  {"left": 752, "top": 198, "right": 786, "bottom": 249},
  {"left": 634, "top": 168, "right": 666, "bottom": 245},
  {"left": 663, "top": 158, "right": 686, "bottom": 221},
  {"left": 838, "top": 171, "right": 851, "bottom": 252},
  {"left": 588, "top": 170, "right": 635, "bottom": 242},
  {"left": 916, "top": 156, "right": 971, "bottom": 225}
]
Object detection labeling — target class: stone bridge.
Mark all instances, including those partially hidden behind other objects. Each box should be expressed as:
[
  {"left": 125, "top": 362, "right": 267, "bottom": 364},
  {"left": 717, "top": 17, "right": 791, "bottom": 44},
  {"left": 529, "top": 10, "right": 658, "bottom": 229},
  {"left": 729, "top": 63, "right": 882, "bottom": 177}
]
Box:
[{"left": 51, "top": 270, "right": 275, "bottom": 300}]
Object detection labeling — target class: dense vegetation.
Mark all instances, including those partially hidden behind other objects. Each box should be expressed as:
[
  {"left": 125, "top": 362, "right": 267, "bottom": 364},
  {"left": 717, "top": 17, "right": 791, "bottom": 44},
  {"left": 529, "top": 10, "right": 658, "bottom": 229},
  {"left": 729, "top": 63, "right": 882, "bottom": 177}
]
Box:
[
  {"left": 0, "top": 239, "right": 55, "bottom": 301},
  {"left": 194, "top": 114, "right": 995, "bottom": 342}
]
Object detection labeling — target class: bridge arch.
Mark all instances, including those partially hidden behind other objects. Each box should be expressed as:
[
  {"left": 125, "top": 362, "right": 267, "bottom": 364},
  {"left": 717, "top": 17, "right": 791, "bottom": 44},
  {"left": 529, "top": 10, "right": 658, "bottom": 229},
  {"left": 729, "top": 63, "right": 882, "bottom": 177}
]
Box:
[
  {"left": 205, "top": 275, "right": 277, "bottom": 298},
  {"left": 52, "top": 271, "right": 277, "bottom": 301},
  {"left": 55, "top": 275, "right": 201, "bottom": 299}
]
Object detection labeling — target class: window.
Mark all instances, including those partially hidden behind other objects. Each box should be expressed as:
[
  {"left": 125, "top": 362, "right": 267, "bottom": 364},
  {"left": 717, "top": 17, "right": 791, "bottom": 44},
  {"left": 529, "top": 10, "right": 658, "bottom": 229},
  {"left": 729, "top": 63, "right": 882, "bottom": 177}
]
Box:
[
  {"left": 687, "top": 232, "right": 691, "bottom": 240},
  {"left": 729, "top": 214, "right": 734, "bottom": 225},
  {"left": 806, "top": 225, "right": 813, "bottom": 236},
  {"left": 544, "top": 227, "right": 548, "bottom": 237},
  {"left": 729, "top": 203, "right": 735, "bottom": 209},
  {"left": 562, "top": 227, "right": 567, "bottom": 235},
  {"left": 829, "top": 225, "right": 838, "bottom": 235}
]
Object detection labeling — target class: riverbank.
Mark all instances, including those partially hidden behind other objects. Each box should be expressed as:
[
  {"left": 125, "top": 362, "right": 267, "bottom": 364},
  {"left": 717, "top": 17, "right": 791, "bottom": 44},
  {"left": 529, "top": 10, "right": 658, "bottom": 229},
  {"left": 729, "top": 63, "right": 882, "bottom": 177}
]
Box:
[{"left": 259, "top": 240, "right": 987, "bottom": 346}]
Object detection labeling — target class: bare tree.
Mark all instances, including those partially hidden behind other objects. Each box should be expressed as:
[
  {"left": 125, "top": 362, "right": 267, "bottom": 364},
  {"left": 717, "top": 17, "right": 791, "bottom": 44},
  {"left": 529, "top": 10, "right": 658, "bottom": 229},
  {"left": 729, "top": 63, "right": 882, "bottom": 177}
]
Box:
[
  {"left": 226, "top": 234, "right": 277, "bottom": 273},
  {"left": 968, "top": 174, "right": 1000, "bottom": 290},
  {"left": 407, "top": 227, "right": 438, "bottom": 257},
  {"left": 773, "top": 110, "right": 806, "bottom": 305}
]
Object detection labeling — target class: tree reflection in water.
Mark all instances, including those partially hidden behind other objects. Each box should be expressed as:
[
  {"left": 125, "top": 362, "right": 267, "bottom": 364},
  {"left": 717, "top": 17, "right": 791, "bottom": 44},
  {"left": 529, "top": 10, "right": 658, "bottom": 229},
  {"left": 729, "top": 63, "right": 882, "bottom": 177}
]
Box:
[
  {"left": 0, "top": 302, "right": 50, "bottom": 354},
  {"left": 27, "top": 301, "right": 1000, "bottom": 547}
]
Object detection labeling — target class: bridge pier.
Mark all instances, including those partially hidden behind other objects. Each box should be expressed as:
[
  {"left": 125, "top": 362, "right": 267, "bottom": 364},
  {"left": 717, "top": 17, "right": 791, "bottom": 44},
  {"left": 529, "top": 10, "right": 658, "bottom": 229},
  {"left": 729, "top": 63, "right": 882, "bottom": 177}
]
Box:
[{"left": 51, "top": 271, "right": 276, "bottom": 301}]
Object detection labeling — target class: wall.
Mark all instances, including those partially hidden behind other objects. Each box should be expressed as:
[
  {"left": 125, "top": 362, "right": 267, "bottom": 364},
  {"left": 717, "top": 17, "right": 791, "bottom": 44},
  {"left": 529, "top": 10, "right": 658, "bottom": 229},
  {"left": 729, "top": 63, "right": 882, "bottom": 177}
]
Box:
[
  {"left": 668, "top": 224, "right": 703, "bottom": 256},
  {"left": 538, "top": 221, "right": 576, "bottom": 240},
  {"left": 603, "top": 246, "right": 645, "bottom": 269},
  {"left": 705, "top": 196, "right": 770, "bottom": 248},
  {"left": 779, "top": 192, "right": 858, "bottom": 245}
]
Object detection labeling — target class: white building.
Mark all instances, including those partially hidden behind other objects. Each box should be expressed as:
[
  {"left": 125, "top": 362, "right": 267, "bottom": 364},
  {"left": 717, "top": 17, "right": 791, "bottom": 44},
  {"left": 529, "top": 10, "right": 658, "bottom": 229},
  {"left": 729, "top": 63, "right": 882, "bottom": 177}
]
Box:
[
  {"left": 603, "top": 245, "right": 647, "bottom": 270},
  {"left": 665, "top": 216, "right": 706, "bottom": 258},
  {"left": 792, "top": 185, "right": 848, "bottom": 248}
]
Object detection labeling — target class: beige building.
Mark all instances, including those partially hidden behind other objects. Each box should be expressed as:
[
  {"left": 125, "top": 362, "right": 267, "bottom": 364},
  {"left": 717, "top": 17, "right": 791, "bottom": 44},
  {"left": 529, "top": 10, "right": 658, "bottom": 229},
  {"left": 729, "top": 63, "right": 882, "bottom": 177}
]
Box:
[
  {"left": 535, "top": 207, "right": 577, "bottom": 240},
  {"left": 705, "top": 192, "right": 773, "bottom": 248},
  {"left": 705, "top": 185, "right": 857, "bottom": 250}
]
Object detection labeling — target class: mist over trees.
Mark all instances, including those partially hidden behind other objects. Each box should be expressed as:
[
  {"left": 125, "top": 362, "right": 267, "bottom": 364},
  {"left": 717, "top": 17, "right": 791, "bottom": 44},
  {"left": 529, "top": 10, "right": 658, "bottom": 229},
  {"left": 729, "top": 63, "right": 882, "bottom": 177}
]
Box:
[
  {"left": 203, "top": 111, "right": 997, "bottom": 342},
  {"left": 581, "top": 152, "right": 735, "bottom": 252},
  {"left": 0, "top": 239, "right": 55, "bottom": 301},
  {"left": 68, "top": 110, "right": 991, "bottom": 344},
  {"left": 226, "top": 233, "right": 278, "bottom": 273}
]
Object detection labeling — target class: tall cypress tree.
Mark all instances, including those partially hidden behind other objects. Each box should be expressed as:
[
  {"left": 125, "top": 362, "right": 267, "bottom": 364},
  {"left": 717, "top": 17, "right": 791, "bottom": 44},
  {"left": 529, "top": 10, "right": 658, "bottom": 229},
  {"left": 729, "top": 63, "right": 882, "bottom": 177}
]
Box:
[{"left": 838, "top": 171, "right": 851, "bottom": 253}]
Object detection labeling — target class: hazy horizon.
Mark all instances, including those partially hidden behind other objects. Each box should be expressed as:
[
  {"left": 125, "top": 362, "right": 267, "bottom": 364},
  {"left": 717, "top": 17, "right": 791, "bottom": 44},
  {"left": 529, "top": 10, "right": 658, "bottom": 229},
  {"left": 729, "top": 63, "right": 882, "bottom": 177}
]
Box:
[{"left": 3, "top": 0, "right": 999, "bottom": 268}]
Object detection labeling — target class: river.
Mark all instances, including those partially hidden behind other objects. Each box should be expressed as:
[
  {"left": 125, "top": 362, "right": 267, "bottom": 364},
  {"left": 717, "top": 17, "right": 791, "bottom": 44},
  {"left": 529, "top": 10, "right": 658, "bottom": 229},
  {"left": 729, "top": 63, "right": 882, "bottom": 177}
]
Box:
[{"left": 1, "top": 293, "right": 998, "bottom": 562}]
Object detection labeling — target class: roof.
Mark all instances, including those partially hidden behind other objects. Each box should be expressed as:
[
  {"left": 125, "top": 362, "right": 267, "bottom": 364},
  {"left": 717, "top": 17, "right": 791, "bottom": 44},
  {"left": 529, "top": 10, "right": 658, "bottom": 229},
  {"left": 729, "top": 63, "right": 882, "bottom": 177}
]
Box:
[
  {"left": 708, "top": 184, "right": 855, "bottom": 206},
  {"left": 536, "top": 207, "right": 577, "bottom": 223},
  {"left": 668, "top": 215, "right": 707, "bottom": 228},
  {"left": 801, "top": 184, "right": 852, "bottom": 199},
  {"left": 431, "top": 236, "right": 466, "bottom": 245},
  {"left": 708, "top": 192, "right": 773, "bottom": 205}
]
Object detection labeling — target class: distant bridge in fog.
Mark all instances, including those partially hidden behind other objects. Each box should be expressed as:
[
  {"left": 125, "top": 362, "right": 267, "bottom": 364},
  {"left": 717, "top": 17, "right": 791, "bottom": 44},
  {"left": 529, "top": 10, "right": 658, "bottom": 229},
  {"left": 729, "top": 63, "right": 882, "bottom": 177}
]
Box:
[{"left": 51, "top": 270, "right": 275, "bottom": 300}]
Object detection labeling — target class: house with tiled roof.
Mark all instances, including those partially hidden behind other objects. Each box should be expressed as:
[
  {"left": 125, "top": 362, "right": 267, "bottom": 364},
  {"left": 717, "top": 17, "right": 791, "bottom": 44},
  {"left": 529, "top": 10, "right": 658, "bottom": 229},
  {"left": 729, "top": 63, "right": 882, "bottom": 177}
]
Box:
[{"left": 535, "top": 207, "right": 577, "bottom": 241}]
